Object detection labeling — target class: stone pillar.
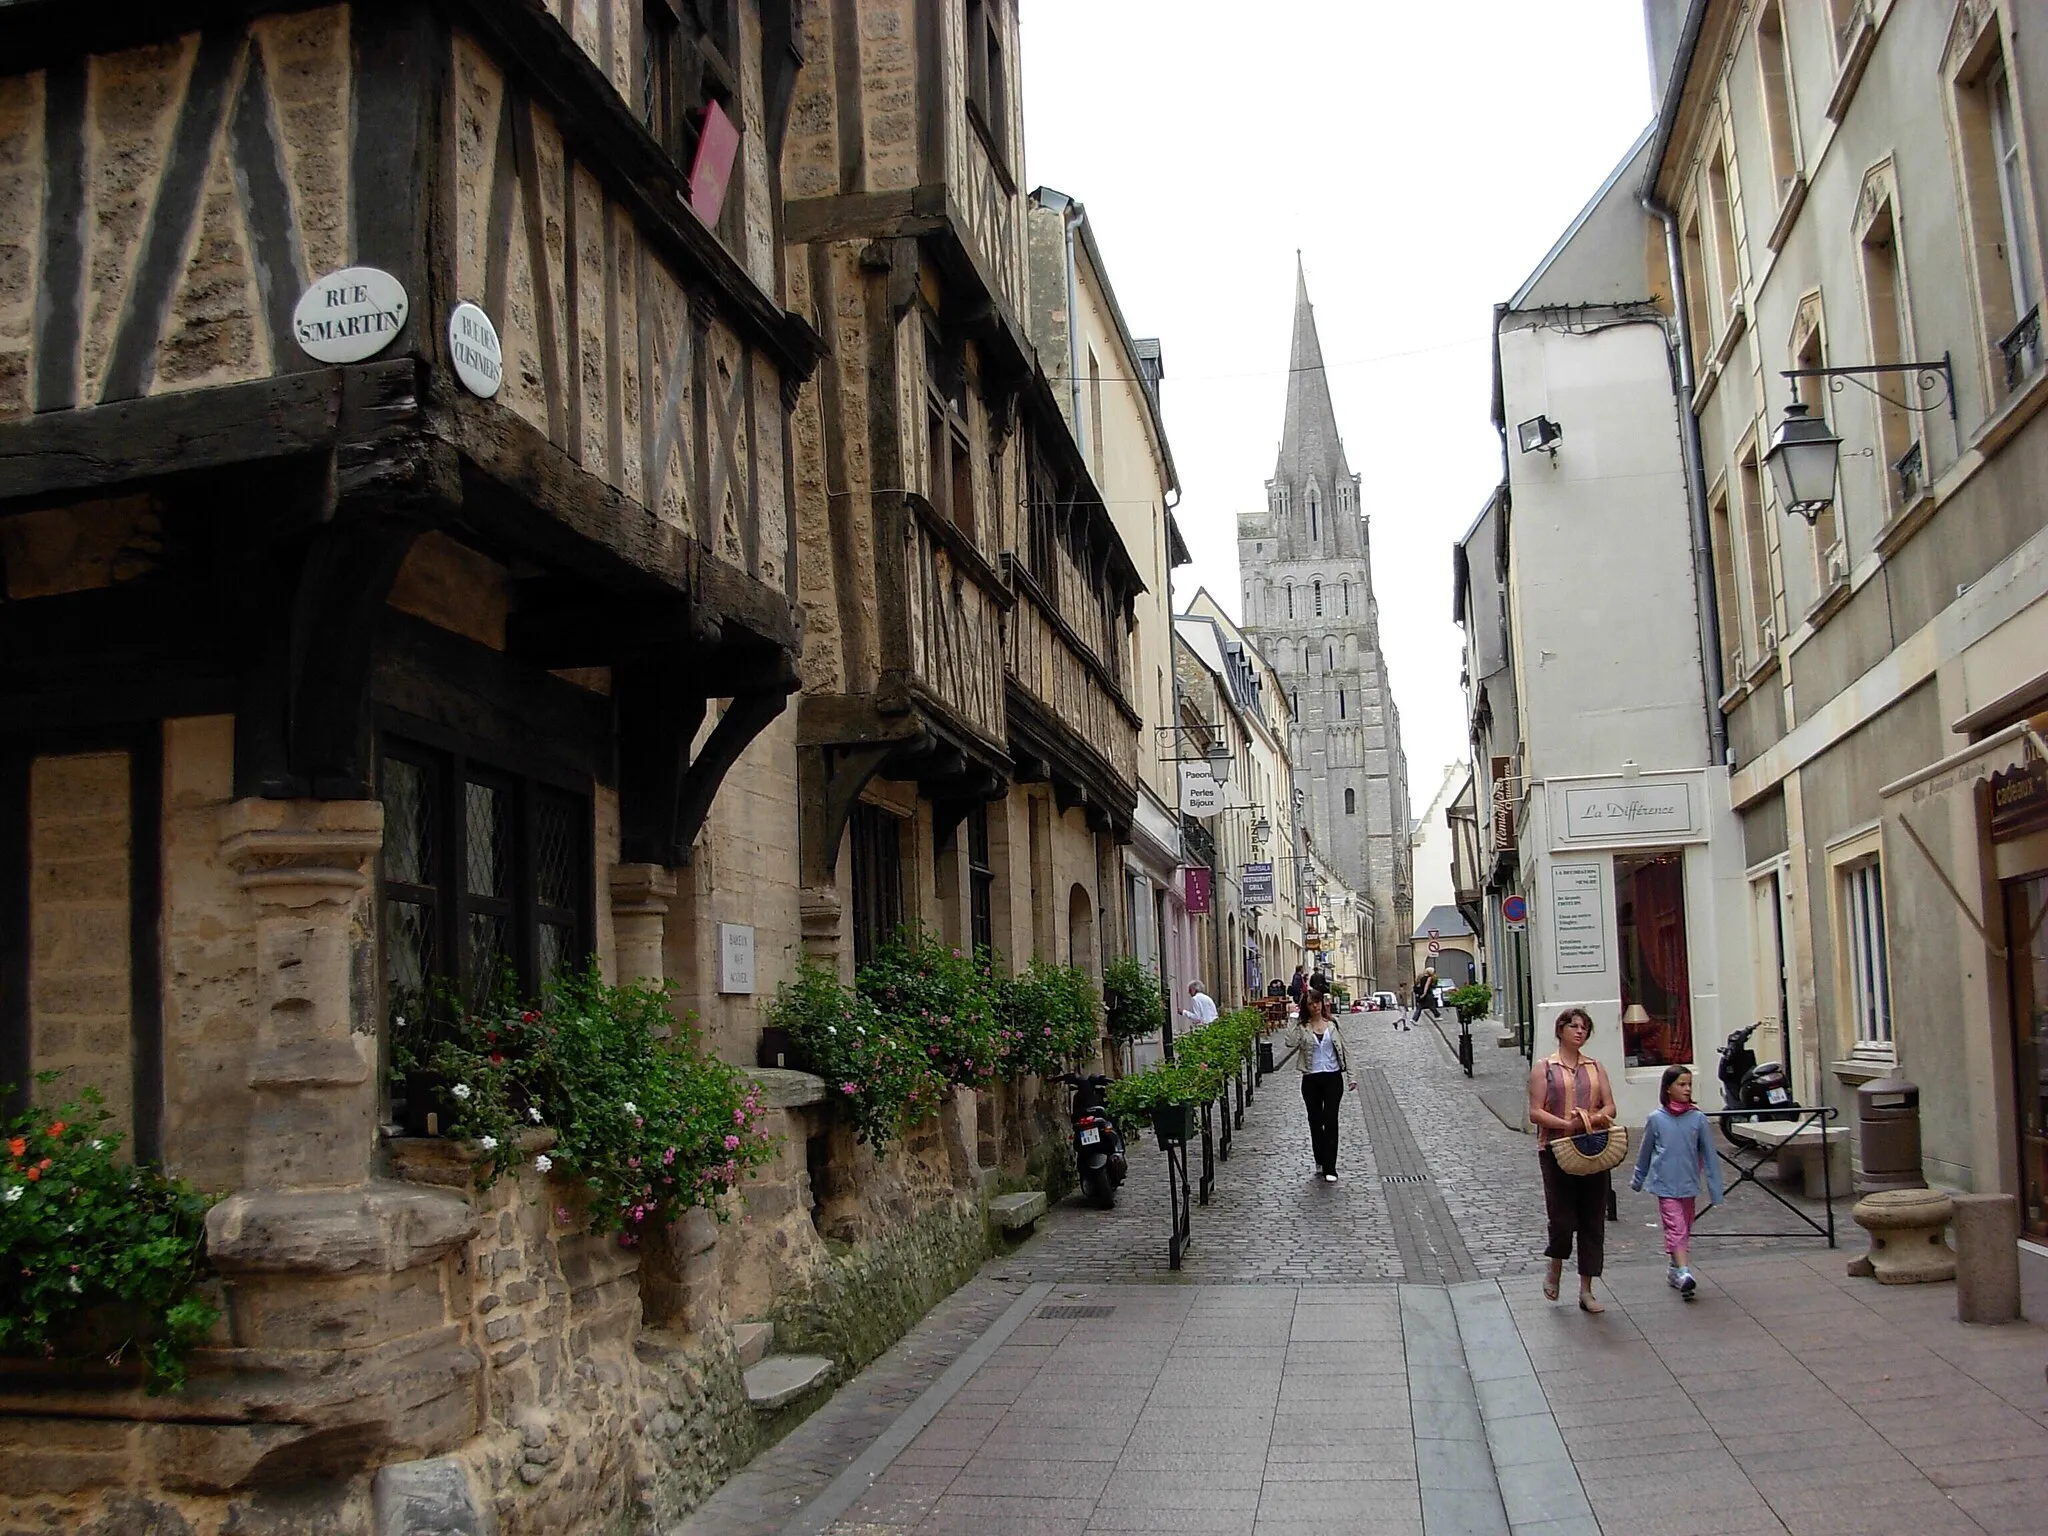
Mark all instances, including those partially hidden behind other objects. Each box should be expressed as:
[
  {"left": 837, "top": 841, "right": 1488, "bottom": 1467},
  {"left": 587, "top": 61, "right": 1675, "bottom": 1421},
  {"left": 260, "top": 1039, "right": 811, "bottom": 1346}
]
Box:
[
  {"left": 1953, "top": 1193, "right": 2022, "bottom": 1324},
  {"left": 800, "top": 884, "right": 843, "bottom": 965},
  {"left": 203, "top": 799, "right": 480, "bottom": 1464},
  {"left": 218, "top": 797, "right": 386, "bottom": 1190},
  {"left": 610, "top": 863, "right": 677, "bottom": 985}
]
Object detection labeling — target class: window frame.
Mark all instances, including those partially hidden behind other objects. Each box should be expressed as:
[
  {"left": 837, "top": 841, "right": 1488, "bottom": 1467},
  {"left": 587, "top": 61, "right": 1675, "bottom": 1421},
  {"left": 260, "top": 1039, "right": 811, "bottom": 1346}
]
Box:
[
  {"left": 964, "top": 0, "right": 1012, "bottom": 182},
  {"left": 1755, "top": 0, "right": 1803, "bottom": 212},
  {"left": 1826, "top": 826, "right": 1894, "bottom": 1064},
  {"left": 848, "top": 799, "right": 905, "bottom": 969},
  {"left": 375, "top": 729, "right": 596, "bottom": 1009},
  {"left": 1852, "top": 170, "right": 1921, "bottom": 516}
]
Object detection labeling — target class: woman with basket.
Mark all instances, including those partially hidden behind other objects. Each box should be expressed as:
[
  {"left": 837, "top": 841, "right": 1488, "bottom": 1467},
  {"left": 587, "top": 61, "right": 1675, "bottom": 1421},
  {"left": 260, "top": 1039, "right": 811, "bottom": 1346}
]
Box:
[{"left": 1526, "top": 1007, "right": 1626, "bottom": 1313}]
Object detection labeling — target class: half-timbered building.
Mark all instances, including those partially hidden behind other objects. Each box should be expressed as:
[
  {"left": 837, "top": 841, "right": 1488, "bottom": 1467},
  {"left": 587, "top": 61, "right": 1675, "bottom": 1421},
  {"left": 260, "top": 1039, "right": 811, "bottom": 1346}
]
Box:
[
  {"left": 780, "top": 0, "right": 1148, "bottom": 1171},
  {"left": 0, "top": 0, "right": 850, "bottom": 1529}
]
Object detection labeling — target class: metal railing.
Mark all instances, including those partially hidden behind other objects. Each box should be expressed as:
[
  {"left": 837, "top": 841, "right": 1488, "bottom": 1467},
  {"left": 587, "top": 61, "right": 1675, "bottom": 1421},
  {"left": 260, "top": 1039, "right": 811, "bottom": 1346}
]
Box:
[
  {"left": 2001, "top": 304, "right": 2041, "bottom": 392},
  {"left": 1691, "top": 1105, "right": 1842, "bottom": 1247}
]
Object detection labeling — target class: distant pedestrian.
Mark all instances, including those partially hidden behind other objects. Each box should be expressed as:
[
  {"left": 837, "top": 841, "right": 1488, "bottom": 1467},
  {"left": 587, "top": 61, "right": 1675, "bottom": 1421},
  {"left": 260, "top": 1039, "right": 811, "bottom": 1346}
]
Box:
[
  {"left": 1631, "top": 1065, "right": 1724, "bottom": 1299},
  {"left": 1288, "top": 966, "right": 1308, "bottom": 1006},
  {"left": 1278, "top": 982, "right": 1354, "bottom": 1182},
  {"left": 1528, "top": 1008, "right": 1616, "bottom": 1313},
  {"left": 1181, "top": 981, "right": 1218, "bottom": 1028},
  {"left": 1404, "top": 967, "right": 1438, "bottom": 1031}
]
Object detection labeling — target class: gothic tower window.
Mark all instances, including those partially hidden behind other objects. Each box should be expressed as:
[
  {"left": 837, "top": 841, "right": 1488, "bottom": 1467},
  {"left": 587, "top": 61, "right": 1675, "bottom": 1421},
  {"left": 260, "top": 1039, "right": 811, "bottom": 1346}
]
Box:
[
  {"left": 1341, "top": 579, "right": 1350, "bottom": 615},
  {"left": 1345, "top": 788, "right": 1356, "bottom": 815},
  {"left": 1285, "top": 582, "right": 1294, "bottom": 619},
  {"left": 1314, "top": 580, "right": 1323, "bottom": 616},
  {"left": 1338, "top": 482, "right": 1351, "bottom": 514},
  {"left": 1338, "top": 689, "right": 1347, "bottom": 719},
  {"left": 1308, "top": 489, "right": 1320, "bottom": 542},
  {"left": 1326, "top": 639, "right": 1336, "bottom": 670}
]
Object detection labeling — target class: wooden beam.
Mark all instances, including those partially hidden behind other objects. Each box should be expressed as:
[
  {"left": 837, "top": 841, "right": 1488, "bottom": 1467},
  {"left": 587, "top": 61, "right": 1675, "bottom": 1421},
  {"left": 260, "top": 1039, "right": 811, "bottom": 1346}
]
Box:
[
  {"left": 782, "top": 187, "right": 949, "bottom": 246},
  {"left": 0, "top": 363, "right": 396, "bottom": 508}
]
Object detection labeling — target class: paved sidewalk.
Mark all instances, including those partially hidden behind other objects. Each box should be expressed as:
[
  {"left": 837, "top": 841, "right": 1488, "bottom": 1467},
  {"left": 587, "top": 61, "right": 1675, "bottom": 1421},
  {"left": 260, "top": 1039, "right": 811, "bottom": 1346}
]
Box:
[{"left": 672, "top": 1008, "right": 2048, "bottom": 1536}]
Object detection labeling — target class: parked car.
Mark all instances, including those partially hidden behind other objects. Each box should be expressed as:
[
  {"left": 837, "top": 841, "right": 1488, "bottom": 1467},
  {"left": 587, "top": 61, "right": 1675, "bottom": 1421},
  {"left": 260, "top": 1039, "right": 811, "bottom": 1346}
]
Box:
[{"left": 1369, "top": 991, "right": 1399, "bottom": 1011}]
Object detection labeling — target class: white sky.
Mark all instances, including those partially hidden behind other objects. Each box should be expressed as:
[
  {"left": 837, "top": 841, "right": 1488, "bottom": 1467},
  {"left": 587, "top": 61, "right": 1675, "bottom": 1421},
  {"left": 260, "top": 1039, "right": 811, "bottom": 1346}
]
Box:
[{"left": 1019, "top": 0, "right": 1654, "bottom": 806}]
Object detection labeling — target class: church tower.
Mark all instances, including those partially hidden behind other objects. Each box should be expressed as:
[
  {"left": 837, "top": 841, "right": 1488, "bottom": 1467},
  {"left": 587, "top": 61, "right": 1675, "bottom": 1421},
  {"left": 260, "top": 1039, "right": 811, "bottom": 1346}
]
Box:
[{"left": 1238, "top": 264, "right": 1413, "bottom": 988}]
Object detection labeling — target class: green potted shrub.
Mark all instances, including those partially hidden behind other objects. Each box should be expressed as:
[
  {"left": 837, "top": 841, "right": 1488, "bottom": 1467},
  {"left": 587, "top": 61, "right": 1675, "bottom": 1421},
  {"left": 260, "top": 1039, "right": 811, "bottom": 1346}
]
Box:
[{"left": 1447, "top": 982, "right": 1493, "bottom": 1025}]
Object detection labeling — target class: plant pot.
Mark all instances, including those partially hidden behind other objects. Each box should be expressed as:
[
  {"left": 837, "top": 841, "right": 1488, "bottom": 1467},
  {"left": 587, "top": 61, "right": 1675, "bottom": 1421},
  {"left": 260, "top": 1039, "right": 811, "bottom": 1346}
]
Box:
[{"left": 1152, "top": 1101, "right": 1196, "bottom": 1147}]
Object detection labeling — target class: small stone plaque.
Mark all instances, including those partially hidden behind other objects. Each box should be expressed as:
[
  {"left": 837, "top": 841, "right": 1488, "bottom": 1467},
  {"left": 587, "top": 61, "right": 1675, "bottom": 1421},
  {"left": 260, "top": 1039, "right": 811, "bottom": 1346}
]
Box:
[
  {"left": 448, "top": 301, "right": 503, "bottom": 398},
  {"left": 718, "top": 923, "right": 755, "bottom": 995},
  {"left": 292, "top": 266, "right": 408, "bottom": 364}
]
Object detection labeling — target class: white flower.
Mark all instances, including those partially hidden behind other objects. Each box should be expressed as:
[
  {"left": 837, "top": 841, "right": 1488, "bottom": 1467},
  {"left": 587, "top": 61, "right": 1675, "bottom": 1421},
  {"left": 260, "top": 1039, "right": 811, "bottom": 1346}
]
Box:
[
  {"left": 90, "top": 1140, "right": 103, "bottom": 1151},
  {"left": 478, "top": 1136, "right": 498, "bottom": 1152},
  {"left": 533, "top": 1154, "right": 554, "bottom": 1174},
  {"left": 621, "top": 1101, "right": 638, "bottom": 1117},
  {"left": 395, "top": 1015, "right": 407, "bottom": 1029},
  {"left": 67, "top": 1275, "right": 82, "bottom": 1293},
  {"left": 527, "top": 1107, "right": 543, "bottom": 1123},
  {"left": 452, "top": 1083, "right": 473, "bottom": 1101},
  {"left": 2, "top": 1186, "right": 20, "bottom": 1205}
]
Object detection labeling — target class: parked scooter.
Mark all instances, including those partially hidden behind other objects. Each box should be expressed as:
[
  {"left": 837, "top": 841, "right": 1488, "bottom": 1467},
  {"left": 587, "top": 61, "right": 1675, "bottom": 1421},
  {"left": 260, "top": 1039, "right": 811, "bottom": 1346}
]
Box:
[
  {"left": 1058, "top": 1072, "right": 1128, "bottom": 1209},
  {"left": 1716, "top": 1021, "right": 1798, "bottom": 1147}
]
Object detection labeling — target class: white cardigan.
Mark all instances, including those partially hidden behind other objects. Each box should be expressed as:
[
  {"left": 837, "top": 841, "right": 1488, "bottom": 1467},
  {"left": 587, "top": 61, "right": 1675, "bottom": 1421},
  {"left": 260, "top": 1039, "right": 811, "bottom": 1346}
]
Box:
[{"left": 1275, "top": 1018, "right": 1350, "bottom": 1076}]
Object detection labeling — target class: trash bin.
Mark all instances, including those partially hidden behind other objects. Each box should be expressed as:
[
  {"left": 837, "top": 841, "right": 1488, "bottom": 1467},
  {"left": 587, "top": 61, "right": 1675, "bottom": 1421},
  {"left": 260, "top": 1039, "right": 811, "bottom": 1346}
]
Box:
[
  {"left": 1856, "top": 1077, "right": 1925, "bottom": 1192},
  {"left": 1257, "top": 1041, "right": 1275, "bottom": 1076}
]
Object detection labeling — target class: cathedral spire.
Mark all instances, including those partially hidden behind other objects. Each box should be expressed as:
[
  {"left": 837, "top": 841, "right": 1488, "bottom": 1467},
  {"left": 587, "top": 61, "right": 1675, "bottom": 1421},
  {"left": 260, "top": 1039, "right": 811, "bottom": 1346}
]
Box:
[{"left": 1276, "top": 263, "right": 1349, "bottom": 487}]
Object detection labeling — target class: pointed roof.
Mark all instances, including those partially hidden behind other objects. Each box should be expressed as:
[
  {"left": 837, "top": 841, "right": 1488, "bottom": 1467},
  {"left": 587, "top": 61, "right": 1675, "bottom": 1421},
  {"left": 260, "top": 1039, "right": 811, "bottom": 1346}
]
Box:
[{"left": 1276, "top": 259, "right": 1350, "bottom": 488}]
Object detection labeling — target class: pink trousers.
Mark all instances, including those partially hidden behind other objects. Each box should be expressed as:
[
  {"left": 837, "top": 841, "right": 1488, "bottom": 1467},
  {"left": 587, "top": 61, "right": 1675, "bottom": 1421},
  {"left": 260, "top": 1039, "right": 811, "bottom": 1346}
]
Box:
[{"left": 1658, "top": 1195, "right": 1696, "bottom": 1254}]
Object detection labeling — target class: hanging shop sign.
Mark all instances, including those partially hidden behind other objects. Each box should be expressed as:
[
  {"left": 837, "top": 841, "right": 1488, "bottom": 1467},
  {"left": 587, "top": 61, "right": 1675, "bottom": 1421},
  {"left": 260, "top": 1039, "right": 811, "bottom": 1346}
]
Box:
[
  {"left": 1179, "top": 761, "right": 1224, "bottom": 816},
  {"left": 1241, "top": 861, "right": 1275, "bottom": 905},
  {"left": 448, "top": 301, "right": 503, "bottom": 398},
  {"left": 1183, "top": 865, "right": 1212, "bottom": 914},
  {"left": 1490, "top": 756, "right": 1517, "bottom": 850},
  {"left": 293, "top": 266, "right": 408, "bottom": 363},
  {"left": 1990, "top": 758, "right": 2048, "bottom": 843}
]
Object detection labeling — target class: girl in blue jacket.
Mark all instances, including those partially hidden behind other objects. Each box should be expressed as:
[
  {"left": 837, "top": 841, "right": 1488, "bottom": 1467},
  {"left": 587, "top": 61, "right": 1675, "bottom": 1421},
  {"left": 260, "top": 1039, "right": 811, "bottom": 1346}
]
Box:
[{"left": 1630, "top": 1064, "right": 1725, "bottom": 1298}]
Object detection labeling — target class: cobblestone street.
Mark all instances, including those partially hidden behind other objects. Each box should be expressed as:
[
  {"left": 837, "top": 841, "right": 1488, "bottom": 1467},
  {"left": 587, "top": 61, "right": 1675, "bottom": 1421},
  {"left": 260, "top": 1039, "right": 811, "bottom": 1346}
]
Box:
[{"left": 674, "top": 1012, "right": 2048, "bottom": 1535}]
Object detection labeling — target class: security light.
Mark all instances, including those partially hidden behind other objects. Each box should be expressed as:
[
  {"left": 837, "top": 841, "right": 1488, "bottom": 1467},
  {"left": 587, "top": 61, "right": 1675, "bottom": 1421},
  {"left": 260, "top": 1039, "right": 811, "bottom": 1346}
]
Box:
[{"left": 1516, "top": 415, "right": 1562, "bottom": 455}]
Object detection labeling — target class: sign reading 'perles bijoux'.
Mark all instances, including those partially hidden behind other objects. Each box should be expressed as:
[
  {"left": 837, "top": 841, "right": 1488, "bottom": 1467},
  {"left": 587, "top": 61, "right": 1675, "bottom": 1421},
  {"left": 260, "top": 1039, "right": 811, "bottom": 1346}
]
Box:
[
  {"left": 448, "top": 302, "right": 503, "bottom": 398},
  {"left": 292, "top": 267, "right": 409, "bottom": 364}
]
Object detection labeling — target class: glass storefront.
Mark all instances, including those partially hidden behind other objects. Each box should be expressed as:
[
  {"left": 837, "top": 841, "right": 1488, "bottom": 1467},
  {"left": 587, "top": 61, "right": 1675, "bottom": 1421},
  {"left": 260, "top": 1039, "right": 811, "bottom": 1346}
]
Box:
[{"left": 2004, "top": 872, "right": 2048, "bottom": 1243}]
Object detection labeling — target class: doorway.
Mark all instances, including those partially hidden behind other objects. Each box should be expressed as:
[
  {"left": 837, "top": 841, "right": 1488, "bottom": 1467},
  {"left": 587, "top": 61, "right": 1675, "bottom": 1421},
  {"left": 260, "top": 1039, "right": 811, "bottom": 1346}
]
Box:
[{"left": 2003, "top": 872, "right": 2048, "bottom": 1242}]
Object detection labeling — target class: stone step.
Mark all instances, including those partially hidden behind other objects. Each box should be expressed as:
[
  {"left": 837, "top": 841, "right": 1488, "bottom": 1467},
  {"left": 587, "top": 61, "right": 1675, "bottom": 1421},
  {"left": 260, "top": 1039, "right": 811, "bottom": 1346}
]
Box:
[
  {"left": 732, "top": 1320, "right": 774, "bottom": 1369},
  {"left": 988, "top": 1190, "right": 1048, "bottom": 1233},
  {"left": 744, "top": 1353, "right": 834, "bottom": 1412}
]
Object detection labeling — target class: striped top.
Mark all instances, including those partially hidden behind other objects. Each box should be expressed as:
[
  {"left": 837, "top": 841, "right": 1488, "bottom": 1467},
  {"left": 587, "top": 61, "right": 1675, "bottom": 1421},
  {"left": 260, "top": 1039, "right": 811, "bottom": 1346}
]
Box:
[{"left": 1536, "top": 1056, "right": 1604, "bottom": 1150}]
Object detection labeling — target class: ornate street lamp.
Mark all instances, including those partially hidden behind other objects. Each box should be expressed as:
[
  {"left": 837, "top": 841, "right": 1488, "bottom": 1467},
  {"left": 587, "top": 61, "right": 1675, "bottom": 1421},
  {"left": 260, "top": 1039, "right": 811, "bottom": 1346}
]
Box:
[{"left": 1763, "top": 401, "right": 1843, "bottom": 526}]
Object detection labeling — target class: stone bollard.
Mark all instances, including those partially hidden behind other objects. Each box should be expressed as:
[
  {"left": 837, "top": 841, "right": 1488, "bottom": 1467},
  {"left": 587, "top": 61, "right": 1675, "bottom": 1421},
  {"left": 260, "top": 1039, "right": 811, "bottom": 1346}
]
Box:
[
  {"left": 1849, "top": 1187, "right": 1956, "bottom": 1284},
  {"left": 1952, "top": 1193, "right": 2023, "bottom": 1324}
]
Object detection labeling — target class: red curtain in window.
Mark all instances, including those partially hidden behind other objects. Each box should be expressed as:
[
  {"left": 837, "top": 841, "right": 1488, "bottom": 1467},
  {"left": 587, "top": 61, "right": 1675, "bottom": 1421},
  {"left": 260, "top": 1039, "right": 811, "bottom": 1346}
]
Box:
[{"left": 1630, "top": 855, "right": 1693, "bottom": 1064}]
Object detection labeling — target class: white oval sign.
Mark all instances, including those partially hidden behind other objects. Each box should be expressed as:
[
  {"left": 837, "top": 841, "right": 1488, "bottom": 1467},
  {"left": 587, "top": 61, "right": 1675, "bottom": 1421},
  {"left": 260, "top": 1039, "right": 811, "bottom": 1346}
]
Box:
[
  {"left": 291, "top": 266, "right": 409, "bottom": 364},
  {"left": 448, "top": 301, "right": 504, "bottom": 399}
]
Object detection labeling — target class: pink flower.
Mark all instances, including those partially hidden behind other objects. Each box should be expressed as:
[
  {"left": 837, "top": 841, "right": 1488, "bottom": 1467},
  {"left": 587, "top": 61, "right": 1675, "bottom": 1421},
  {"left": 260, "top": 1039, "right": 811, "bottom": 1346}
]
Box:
[
  {"left": 555, "top": 1206, "right": 571, "bottom": 1222},
  {"left": 841, "top": 1082, "right": 857, "bottom": 1095},
  {"left": 662, "top": 1148, "right": 676, "bottom": 1166},
  {"left": 724, "top": 1135, "right": 741, "bottom": 1151},
  {"left": 627, "top": 1156, "right": 640, "bottom": 1169},
  {"left": 734, "top": 1109, "right": 747, "bottom": 1125}
]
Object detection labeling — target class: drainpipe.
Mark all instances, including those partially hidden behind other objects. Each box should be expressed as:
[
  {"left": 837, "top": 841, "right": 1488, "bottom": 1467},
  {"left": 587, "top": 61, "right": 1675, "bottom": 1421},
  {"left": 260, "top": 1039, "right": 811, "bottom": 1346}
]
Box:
[{"left": 1645, "top": 190, "right": 1731, "bottom": 768}]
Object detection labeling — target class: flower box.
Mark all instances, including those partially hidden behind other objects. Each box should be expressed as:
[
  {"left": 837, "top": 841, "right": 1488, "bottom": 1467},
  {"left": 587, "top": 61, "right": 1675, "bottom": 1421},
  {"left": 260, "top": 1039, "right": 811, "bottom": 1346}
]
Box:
[{"left": 1151, "top": 1102, "right": 1196, "bottom": 1148}]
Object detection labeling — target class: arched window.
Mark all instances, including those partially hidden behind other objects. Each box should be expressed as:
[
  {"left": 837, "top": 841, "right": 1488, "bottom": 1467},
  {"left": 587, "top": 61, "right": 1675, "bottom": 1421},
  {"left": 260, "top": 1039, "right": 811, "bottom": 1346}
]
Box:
[
  {"left": 1338, "top": 689, "right": 1347, "bottom": 719},
  {"left": 1338, "top": 482, "right": 1351, "bottom": 514},
  {"left": 1345, "top": 788, "right": 1356, "bottom": 815},
  {"left": 1308, "top": 489, "right": 1320, "bottom": 542},
  {"left": 1285, "top": 582, "right": 1294, "bottom": 619},
  {"left": 1341, "top": 579, "right": 1350, "bottom": 615},
  {"left": 1313, "top": 580, "right": 1323, "bottom": 616},
  {"left": 1291, "top": 690, "right": 1300, "bottom": 718},
  {"left": 1326, "top": 640, "right": 1337, "bottom": 670}
]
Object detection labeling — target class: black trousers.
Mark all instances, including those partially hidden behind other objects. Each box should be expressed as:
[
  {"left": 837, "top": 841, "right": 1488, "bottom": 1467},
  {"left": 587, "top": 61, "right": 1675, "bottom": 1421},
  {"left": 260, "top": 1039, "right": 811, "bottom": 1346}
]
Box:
[
  {"left": 1302, "top": 1072, "right": 1344, "bottom": 1174},
  {"left": 1540, "top": 1148, "right": 1608, "bottom": 1277}
]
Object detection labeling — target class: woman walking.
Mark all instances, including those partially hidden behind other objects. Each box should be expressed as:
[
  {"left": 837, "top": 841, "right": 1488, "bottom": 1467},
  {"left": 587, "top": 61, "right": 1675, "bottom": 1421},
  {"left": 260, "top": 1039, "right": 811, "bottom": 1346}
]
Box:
[
  {"left": 1527, "top": 1008, "right": 1616, "bottom": 1312},
  {"left": 1631, "top": 1064, "right": 1724, "bottom": 1298},
  {"left": 1279, "top": 984, "right": 1355, "bottom": 1182}
]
